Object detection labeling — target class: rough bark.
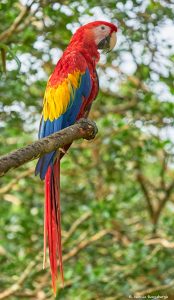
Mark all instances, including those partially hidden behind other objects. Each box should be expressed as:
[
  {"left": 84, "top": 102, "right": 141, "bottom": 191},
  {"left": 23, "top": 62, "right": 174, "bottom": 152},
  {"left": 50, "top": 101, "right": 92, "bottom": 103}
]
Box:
[{"left": 0, "top": 119, "right": 98, "bottom": 176}]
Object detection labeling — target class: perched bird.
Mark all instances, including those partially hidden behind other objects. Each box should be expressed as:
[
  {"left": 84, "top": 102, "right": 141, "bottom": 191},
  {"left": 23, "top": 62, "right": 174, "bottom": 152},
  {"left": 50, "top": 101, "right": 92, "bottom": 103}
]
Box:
[{"left": 35, "top": 21, "right": 117, "bottom": 294}]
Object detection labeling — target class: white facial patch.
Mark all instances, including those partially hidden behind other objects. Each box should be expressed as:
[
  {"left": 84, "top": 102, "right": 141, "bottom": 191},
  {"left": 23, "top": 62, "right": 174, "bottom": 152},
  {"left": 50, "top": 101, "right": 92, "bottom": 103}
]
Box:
[{"left": 93, "top": 25, "right": 111, "bottom": 45}]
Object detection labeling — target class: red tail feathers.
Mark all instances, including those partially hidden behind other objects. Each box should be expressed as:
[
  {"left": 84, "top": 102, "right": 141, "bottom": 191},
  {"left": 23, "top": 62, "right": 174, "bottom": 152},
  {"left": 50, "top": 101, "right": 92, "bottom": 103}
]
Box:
[{"left": 43, "top": 159, "right": 64, "bottom": 294}]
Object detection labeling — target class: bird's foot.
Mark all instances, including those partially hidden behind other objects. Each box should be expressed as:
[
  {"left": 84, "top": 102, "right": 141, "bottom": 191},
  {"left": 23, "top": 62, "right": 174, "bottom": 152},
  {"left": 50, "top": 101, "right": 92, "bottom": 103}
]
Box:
[{"left": 59, "top": 147, "right": 66, "bottom": 154}]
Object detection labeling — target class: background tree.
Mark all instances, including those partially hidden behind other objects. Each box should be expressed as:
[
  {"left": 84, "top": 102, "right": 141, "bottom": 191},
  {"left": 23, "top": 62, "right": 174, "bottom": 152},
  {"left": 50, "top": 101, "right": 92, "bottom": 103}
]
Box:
[{"left": 0, "top": 0, "right": 174, "bottom": 299}]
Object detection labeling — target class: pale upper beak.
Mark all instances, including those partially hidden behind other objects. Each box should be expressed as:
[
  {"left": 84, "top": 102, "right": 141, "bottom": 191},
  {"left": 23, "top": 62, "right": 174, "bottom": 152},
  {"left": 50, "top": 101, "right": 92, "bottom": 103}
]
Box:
[
  {"left": 97, "top": 31, "right": 117, "bottom": 51},
  {"left": 109, "top": 31, "right": 117, "bottom": 50}
]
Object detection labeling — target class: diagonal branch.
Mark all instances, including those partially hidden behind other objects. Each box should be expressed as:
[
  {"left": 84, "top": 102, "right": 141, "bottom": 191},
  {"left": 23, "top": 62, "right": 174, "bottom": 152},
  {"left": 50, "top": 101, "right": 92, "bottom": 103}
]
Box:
[
  {"left": 135, "top": 280, "right": 174, "bottom": 297},
  {"left": 0, "top": 228, "right": 110, "bottom": 299},
  {"left": 0, "top": 259, "right": 36, "bottom": 300},
  {"left": 63, "top": 211, "right": 92, "bottom": 244},
  {"left": 154, "top": 180, "right": 174, "bottom": 224},
  {"left": 0, "top": 2, "right": 34, "bottom": 42},
  {"left": 0, "top": 119, "right": 98, "bottom": 177},
  {"left": 63, "top": 229, "right": 110, "bottom": 262},
  {"left": 0, "top": 168, "right": 34, "bottom": 194},
  {"left": 137, "top": 172, "right": 154, "bottom": 221}
]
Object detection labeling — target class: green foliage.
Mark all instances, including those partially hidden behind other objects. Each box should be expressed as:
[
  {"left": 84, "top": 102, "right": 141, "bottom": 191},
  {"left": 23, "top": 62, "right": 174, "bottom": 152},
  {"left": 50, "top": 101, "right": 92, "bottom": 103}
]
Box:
[{"left": 1, "top": 0, "right": 174, "bottom": 299}]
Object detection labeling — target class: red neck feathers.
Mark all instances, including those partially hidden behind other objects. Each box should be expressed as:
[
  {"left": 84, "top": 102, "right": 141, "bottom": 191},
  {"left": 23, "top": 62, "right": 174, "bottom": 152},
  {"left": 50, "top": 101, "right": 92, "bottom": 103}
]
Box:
[
  {"left": 66, "top": 28, "right": 100, "bottom": 64},
  {"left": 65, "top": 21, "right": 117, "bottom": 64}
]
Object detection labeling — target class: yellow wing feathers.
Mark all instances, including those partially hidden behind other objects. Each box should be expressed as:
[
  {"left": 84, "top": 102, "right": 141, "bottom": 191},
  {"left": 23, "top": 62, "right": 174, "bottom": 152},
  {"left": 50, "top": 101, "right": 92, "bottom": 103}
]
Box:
[{"left": 43, "top": 70, "right": 83, "bottom": 121}]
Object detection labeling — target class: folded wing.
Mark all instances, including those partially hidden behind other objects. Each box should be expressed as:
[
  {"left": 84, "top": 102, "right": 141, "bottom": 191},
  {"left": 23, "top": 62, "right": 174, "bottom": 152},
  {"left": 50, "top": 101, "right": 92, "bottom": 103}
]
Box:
[{"left": 35, "top": 53, "right": 92, "bottom": 179}]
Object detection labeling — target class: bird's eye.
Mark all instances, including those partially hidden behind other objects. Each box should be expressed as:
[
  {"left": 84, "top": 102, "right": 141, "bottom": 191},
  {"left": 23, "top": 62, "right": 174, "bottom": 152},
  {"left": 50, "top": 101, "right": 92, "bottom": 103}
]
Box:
[{"left": 101, "top": 26, "right": 105, "bottom": 30}]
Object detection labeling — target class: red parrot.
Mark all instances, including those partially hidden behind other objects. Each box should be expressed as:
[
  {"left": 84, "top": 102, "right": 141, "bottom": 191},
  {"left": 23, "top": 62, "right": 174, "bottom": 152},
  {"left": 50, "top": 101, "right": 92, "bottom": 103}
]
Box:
[{"left": 35, "top": 21, "right": 117, "bottom": 294}]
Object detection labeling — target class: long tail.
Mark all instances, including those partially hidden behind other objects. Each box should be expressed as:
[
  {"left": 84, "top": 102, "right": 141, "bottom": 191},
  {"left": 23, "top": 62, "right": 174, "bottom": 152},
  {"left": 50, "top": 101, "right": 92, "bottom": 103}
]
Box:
[{"left": 43, "top": 159, "right": 64, "bottom": 294}]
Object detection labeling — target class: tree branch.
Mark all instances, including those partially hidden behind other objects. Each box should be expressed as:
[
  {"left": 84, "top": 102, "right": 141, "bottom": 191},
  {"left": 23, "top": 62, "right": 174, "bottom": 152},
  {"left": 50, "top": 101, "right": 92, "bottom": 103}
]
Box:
[
  {"left": 0, "top": 119, "right": 98, "bottom": 177},
  {"left": 0, "top": 259, "right": 36, "bottom": 300},
  {"left": 145, "top": 237, "right": 174, "bottom": 248},
  {"left": 135, "top": 280, "right": 174, "bottom": 297},
  {"left": 63, "top": 211, "right": 92, "bottom": 244},
  {"left": 63, "top": 229, "right": 110, "bottom": 262},
  {"left": 153, "top": 180, "right": 174, "bottom": 226},
  {"left": 0, "top": 228, "right": 110, "bottom": 299},
  {"left": 136, "top": 172, "right": 154, "bottom": 222},
  {"left": 0, "top": 2, "right": 34, "bottom": 42},
  {"left": 0, "top": 168, "right": 34, "bottom": 195}
]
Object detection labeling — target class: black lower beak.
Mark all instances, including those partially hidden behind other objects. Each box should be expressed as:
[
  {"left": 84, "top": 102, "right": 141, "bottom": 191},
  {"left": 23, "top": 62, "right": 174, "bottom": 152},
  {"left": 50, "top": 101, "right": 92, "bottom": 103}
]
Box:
[{"left": 97, "top": 35, "right": 110, "bottom": 50}]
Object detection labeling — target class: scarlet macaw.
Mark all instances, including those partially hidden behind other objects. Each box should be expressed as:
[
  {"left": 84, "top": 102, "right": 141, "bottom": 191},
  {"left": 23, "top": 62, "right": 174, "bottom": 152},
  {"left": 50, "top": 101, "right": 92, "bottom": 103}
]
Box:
[{"left": 35, "top": 21, "right": 117, "bottom": 293}]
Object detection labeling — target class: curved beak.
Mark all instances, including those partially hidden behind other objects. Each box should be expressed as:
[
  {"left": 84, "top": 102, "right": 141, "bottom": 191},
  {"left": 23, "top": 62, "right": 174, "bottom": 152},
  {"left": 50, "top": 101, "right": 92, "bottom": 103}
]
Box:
[
  {"left": 97, "top": 31, "right": 117, "bottom": 51},
  {"left": 109, "top": 31, "right": 117, "bottom": 50}
]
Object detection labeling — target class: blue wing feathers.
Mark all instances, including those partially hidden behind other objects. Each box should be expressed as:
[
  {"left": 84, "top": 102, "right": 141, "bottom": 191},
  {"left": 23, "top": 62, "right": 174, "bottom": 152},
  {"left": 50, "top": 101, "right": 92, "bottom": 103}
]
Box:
[
  {"left": 36, "top": 68, "right": 92, "bottom": 179},
  {"left": 62, "top": 69, "right": 91, "bottom": 127},
  {"left": 81, "top": 69, "right": 91, "bottom": 98}
]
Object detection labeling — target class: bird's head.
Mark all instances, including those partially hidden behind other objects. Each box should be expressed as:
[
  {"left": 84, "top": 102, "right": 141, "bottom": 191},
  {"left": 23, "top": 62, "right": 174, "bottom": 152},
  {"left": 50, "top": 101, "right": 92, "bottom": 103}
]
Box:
[{"left": 71, "top": 21, "right": 118, "bottom": 52}]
